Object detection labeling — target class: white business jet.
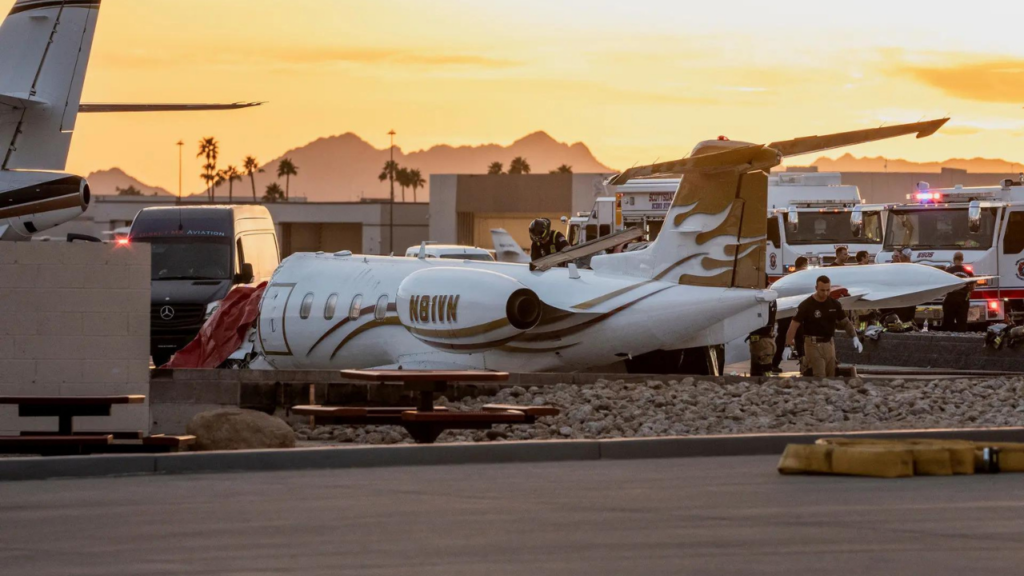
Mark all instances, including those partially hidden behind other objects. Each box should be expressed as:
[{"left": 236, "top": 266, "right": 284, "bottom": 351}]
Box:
[
  {"left": 0, "top": 0, "right": 260, "bottom": 240},
  {"left": 250, "top": 118, "right": 969, "bottom": 373}
]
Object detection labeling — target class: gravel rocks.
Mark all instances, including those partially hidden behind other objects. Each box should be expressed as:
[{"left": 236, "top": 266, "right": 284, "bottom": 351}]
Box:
[{"left": 291, "top": 377, "right": 1024, "bottom": 444}]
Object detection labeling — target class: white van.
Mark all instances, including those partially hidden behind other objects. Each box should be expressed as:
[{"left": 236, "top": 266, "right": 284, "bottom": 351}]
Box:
[{"left": 404, "top": 244, "right": 495, "bottom": 261}]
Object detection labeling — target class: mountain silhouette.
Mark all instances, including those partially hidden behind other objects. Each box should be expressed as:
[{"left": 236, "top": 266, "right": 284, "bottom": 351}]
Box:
[
  {"left": 86, "top": 167, "right": 174, "bottom": 197},
  {"left": 213, "top": 131, "right": 614, "bottom": 202},
  {"left": 809, "top": 153, "right": 1024, "bottom": 174}
]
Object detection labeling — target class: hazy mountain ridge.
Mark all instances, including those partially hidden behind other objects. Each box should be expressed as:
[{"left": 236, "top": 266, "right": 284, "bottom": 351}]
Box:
[
  {"left": 86, "top": 168, "right": 173, "bottom": 197},
  {"left": 219, "top": 131, "right": 614, "bottom": 202},
  {"left": 810, "top": 153, "right": 1024, "bottom": 174}
]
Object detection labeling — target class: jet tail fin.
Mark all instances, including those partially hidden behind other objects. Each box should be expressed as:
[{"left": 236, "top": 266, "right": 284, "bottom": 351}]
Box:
[
  {"left": 0, "top": 0, "right": 102, "bottom": 171},
  {"left": 490, "top": 228, "right": 531, "bottom": 264},
  {"left": 595, "top": 119, "right": 948, "bottom": 288}
]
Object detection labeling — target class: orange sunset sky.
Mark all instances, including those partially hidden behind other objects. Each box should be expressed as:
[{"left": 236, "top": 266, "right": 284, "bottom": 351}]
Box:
[{"left": 8, "top": 0, "right": 1024, "bottom": 194}]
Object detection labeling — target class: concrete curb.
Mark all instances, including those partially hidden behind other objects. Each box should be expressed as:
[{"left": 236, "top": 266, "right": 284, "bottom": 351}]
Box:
[{"left": 2, "top": 427, "right": 1024, "bottom": 482}]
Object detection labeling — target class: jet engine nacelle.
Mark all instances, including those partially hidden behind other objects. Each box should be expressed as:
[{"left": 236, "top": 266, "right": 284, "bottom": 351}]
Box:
[
  {"left": 397, "top": 267, "right": 542, "bottom": 351},
  {"left": 0, "top": 172, "right": 91, "bottom": 239}
]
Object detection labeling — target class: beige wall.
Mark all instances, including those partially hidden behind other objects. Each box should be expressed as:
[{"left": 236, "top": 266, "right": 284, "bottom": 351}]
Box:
[{"left": 0, "top": 242, "right": 151, "bottom": 434}]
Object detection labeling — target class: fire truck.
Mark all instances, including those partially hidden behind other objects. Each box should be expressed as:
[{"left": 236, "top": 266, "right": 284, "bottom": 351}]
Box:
[
  {"left": 565, "top": 172, "right": 883, "bottom": 280},
  {"left": 874, "top": 179, "right": 1024, "bottom": 324}
]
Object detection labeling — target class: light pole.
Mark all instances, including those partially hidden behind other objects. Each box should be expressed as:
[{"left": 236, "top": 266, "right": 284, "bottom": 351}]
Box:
[
  {"left": 176, "top": 140, "right": 184, "bottom": 205},
  {"left": 388, "top": 129, "right": 396, "bottom": 255}
]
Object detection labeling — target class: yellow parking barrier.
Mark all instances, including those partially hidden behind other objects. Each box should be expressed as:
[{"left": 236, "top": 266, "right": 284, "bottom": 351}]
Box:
[
  {"left": 829, "top": 446, "right": 914, "bottom": 478},
  {"left": 781, "top": 437, "right": 1021, "bottom": 478},
  {"left": 778, "top": 444, "right": 833, "bottom": 475}
]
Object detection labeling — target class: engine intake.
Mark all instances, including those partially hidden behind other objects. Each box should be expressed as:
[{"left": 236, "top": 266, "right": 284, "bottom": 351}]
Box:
[{"left": 397, "top": 267, "right": 543, "bottom": 352}]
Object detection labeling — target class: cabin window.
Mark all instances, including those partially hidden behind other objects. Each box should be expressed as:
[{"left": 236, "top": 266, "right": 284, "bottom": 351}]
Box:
[
  {"left": 299, "top": 293, "right": 314, "bottom": 320},
  {"left": 375, "top": 295, "right": 389, "bottom": 320},
  {"left": 1004, "top": 211, "right": 1024, "bottom": 254},
  {"left": 585, "top": 224, "right": 597, "bottom": 240},
  {"left": 599, "top": 224, "right": 611, "bottom": 237},
  {"left": 324, "top": 293, "right": 338, "bottom": 320},
  {"left": 349, "top": 294, "right": 363, "bottom": 320}
]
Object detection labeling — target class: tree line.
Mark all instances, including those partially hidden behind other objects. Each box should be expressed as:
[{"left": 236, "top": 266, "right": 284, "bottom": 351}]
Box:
[
  {"left": 198, "top": 137, "right": 299, "bottom": 203},
  {"left": 378, "top": 161, "right": 426, "bottom": 202},
  {"left": 486, "top": 157, "right": 572, "bottom": 175}
]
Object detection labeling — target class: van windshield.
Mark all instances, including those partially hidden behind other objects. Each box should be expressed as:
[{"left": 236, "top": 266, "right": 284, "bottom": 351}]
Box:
[
  {"left": 783, "top": 211, "right": 882, "bottom": 245},
  {"left": 884, "top": 208, "right": 997, "bottom": 251},
  {"left": 139, "top": 237, "right": 233, "bottom": 281}
]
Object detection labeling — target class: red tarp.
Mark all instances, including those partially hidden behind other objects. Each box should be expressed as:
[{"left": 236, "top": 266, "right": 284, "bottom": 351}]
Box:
[{"left": 164, "top": 282, "right": 267, "bottom": 369}]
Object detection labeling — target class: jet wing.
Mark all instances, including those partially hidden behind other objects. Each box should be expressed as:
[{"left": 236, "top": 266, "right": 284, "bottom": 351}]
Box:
[
  {"left": 776, "top": 289, "right": 869, "bottom": 319},
  {"left": 772, "top": 264, "right": 979, "bottom": 319},
  {"left": 79, "top": 102, "right": 264, "bottom": 113}
]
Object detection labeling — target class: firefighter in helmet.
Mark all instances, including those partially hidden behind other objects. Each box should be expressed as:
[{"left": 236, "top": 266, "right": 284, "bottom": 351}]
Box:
[{"left": 529, "top": 218, "right": 569, "bottom": 262}]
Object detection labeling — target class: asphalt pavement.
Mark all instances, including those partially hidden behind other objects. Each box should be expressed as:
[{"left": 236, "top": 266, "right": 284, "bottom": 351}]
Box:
[{"left": 1, "top": 455, "right": 1023, "bottom": 575}]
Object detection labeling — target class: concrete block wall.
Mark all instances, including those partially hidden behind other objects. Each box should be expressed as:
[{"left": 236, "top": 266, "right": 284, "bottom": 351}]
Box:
[{"left": 0, "top": 241, "right": 151, "bottom": 434}]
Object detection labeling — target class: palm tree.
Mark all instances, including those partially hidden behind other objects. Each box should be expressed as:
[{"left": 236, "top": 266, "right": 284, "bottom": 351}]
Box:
[
  {"left": 487, "top": 161, "right": 504, "bottom": 175},
  {"left": 396, "top": 167, "right": 412, "bottom": 202},
  {"left": 550, "top": 164, "right": 573, "bottom": 174},
  {"left": 197, "top": 137, "right": 219, "bottom": 200},
  {"left": 220, "top": 166, "right": 243, "bottom": 202},
  {"left": 509, "top": 156, "right": 531, "bottom": 175},
  {"left": 277, "top": 158, "right": 298, "bottom": 201},
  {"left": 409, "top": 169, "right": 425, "bottom": 202},
  {"left": 262, "top": 182, "right": 285, "bottom": 203},
  {"left": 378, "top": 160, "right": 400, "bottom": 197},
  {"left": 243, "top": 156, "right": 263, "bottom": 202}
]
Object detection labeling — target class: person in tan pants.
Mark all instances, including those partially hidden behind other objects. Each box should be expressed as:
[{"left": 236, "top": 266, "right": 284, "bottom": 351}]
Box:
[{"left": 782, "top": 275, "right": 862, "bottom": 377}]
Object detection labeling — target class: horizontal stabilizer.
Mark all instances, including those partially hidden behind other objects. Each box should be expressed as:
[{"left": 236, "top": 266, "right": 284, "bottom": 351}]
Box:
[
  {"left": 609, "top": 118, "right": 948, "bottom": 185},
  {"left": 767, "top": 118, "right": 949, "bottom": 158},
  {"left": 79, "top": 102, "right": 265, "bottom": 113},
  {"left": 531, "top": 227, "right": 644, "bottom": 272}
]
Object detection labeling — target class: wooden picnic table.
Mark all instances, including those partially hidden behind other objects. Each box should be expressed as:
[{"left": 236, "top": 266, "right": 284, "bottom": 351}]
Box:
[
  {"left": 0, "top": 395, "right": 146, "bottom": 435},
  {"left": 293, "top": 370, "right": 557, "bottom": 444},
  {"left": 0, "top": 395, "right": 194, "bottom": 455}
]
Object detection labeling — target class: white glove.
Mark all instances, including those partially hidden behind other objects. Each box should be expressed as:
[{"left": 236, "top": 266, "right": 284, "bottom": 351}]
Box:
[
  {"left": 852, "top": 336, "right": 863, "bottom": 353},
  {"left": 781, "top": 346, "right": 793, "bottom": 361}
]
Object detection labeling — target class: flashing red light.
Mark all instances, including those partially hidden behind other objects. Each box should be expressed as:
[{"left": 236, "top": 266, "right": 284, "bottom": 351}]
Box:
[
  {"left": 116, "top": 238, "right": 130, "bottom": 246},
  {"left": 717, "top": 135, "right": 729, "bottom": 141},
  {"left": 963, "top": 264, "right": 974, "bottom": 273},
  {"left": 988, "top": 300, "right": 1000, "bottom": 311},
  {"left": 915, "top": 192, "right": 942, "bottom": 202}
]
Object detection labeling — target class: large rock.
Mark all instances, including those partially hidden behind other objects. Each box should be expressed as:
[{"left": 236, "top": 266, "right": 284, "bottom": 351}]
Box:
[{"left": 187, "top": 409, "right": 296, "bottom": 451}]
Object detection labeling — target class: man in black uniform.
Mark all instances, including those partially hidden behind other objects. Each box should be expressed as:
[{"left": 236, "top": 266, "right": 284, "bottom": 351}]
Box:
[
  {"left": 855, "top": 250, "right": 870, "bottom": 265},
  {"left": 829, "top": 246, "right": 849, "bottom": 266},
  {"left": 782, "top": 275, "right": 862, "bottom": 377},
  {"left": 529, "top": 218, "right": 569, "bottom": 262},
  {"left": 942, "top": 251, "right": 974, "bottom": 332}
]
